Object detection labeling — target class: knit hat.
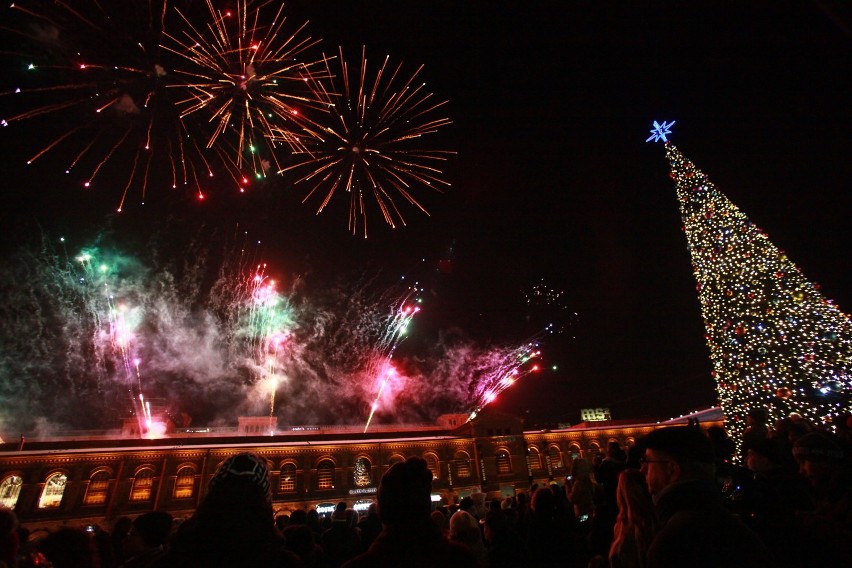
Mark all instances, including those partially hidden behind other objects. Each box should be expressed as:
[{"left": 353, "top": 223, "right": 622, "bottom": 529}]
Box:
[
  {"left": 641, "top": 426, "right": 715, "bottom": 463},
  {"left": 792, "top": 430, "right": 845, "bottom": 463},
  {"left": 377, "top": 457, "right": 432, "bottom": 524},
  {"left": 208, "top": 452, "right": 271, "bottom": 503},
  {"left": 449, "top": 510, "right": 479, "bottom": 537}
]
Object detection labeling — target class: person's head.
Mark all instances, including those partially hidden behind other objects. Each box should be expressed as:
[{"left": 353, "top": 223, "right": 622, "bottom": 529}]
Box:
[
  {"left": 530, "top": 486, "right": 555, "bottom": 518},
  {"left": 125, "top": 510, "right": 173, "bottom": 557},
  {"left": 377, "top": 456, "right": 433, "bottom": 526},
  {"left": 289, "top": 509, "right": 307, "bottom": 525},
  {"left": 482, "top": 509, "right": 509, "bottom": 543},
  {"left": 38, "top": 527, "right": 98, "bottom": 568},
  {"left": 449, "top": 510, "right": 481, "bottom": 545},
  {"left": 792, "top": 430, "right": 846, "bottom": 488},
  {"left": 639, "top": 426, "right": 716, "bottom": 498},
  {"left": 615, "top": 469, "right": 655, "bottom": 525},
  {"left": 207, "top": 452, "right": 272, "bottom": 506},
  {"left": 332, "top": 501, "right": 348, "bottom": 521},
  {"left": 747, "top": 407, "right": 768, "bottom": 426},
  {"left": 746, "top": 438, "right": 785, "bottom": 474}
]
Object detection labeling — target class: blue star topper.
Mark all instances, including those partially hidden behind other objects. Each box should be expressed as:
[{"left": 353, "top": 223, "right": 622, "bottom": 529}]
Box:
[{"left": 646, "top": 120, "right": 676, "bottom": 143}]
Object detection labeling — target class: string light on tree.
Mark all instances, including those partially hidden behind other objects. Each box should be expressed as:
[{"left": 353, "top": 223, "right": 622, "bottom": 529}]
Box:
[{"left": 650, "top": 121, "right": 851, "bottom": 454}]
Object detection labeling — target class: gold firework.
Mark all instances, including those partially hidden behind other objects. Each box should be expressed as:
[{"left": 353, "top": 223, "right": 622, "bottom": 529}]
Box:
[{"left": 279, "top": 46, "right": 454, "bottom": 237}]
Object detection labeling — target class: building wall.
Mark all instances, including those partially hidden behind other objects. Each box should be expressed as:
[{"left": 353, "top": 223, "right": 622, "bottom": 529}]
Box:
[{"left": 0, "top": 415, "right": 722, "bottom": 532}]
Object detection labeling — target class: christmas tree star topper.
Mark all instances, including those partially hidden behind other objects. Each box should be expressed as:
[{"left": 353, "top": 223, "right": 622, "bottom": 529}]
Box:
[{"left": 646, "top": 120, "right": 676, "bottom": 143}]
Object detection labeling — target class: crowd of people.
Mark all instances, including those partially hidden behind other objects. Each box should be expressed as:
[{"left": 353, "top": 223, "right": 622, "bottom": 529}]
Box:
[{"left": 1, "top": 412, "right": 849, "bottom": 567}]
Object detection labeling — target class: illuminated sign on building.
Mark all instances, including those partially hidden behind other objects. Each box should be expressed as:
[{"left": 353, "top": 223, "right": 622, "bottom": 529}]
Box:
[{"left": 580, "top": 408, "right": 612, "bottom": 422}]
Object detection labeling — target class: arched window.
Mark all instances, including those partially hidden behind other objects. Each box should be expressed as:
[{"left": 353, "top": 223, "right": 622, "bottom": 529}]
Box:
[
  {"left": 496, "top": 450, "right": 512, "bottom": 474},
  {"left": 454, "top": 451, "right": 471, "bottom": 478},
  {"left": 353, "top": 457, "right": 372, "bottom": 487},
  {"left": 38, "top": 472, "right": 67, "bottom": 509},
  {"left": 526, "top": 447, "right": 542, "bottom": 471},
  {"left": 84, "top": 470, "right": 111, "bottom": 505},
  {"left": 316, "top": 460, "right": 335, "bottom": 490},
  {"left": 387, "top": 454, "right": 406, "bottom": 466},
  {"left": 568, "top": 443, "right": 582, "bottom": 459},
  {"left": 279, "top": 462, "right": 297, "bottom": 493},
  {"left": 423, "top": 453, "right": 440, "bottom": 479},
  {"left": 587, "top": 442, "right": 601, "bottom": 457},
  {"left": 0, "top": 475, "right": 23, "bottom": 509},
  {"left": 548, "top": 445, "right": 563, "bottom": 470},
  {"left": 130, "top": 467, "right": 155, "bottom": 501},
  {"left": 173, "top": 465, "right": 196, "bottom": 499}
]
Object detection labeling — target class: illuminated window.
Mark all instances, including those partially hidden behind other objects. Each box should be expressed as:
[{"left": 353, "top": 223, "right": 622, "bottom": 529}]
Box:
[
  {"left": 0, "top": 476, "right": 23, "bottom": 509},
  {"left": 526, "top": 447, "right": 541, "bottom": 471},
  {"left": 84, "top": 470, "right": 110, "bottom": 505},
  {"left": 568, "top": 444, "right": 582, "bottom": 460},
  {"left": 173, "top": 466, "right": 195, "bottom": 500},
  {"left": 548, "top": 446, "right": 563, "bottom": 470},
  {"left": 423, "top": 454, "right": 440, "bottom": 479},
  {"left": 454, "top": 451, "right": 471, "bottom": 478},
  {"left": 317, "top": 460, "right": 335, "bottom": 490},
  {"left": 353, "top": 457, "right": 372, "bottom": 487},
  {"left": 38, "top": 473, "right": 67, "bottom": 509},
  {"left": 279, "top": 463, "right": 297, "bottom": 493},
  {"left": 130, "top": 468, "right": 154, "bottom": 501},
  {"left": 496, "top": 450, "right": 512, "bottom": 474}
]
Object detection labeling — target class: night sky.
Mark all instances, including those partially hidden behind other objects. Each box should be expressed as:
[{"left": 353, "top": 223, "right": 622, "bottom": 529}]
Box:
[{"left": 1, "top": 1, "right": 850, "bottom": 428}]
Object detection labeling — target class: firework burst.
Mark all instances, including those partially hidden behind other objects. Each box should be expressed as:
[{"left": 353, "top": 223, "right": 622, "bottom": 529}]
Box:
[
  {"left": 161, "top": 0, "right": 328, "bottom": 189},
  {"left": 0, "top": 1, "right": 213, "bottom": 210},
  {"left": 280, "top": 46, "right": 454, "bottom": 237},
  {"left": 0, "top": 1, "right": 329, "bottom": 209}
]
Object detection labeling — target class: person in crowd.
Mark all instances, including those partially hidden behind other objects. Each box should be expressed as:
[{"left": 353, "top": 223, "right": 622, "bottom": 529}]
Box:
[
  {"left": 590, "top": 441, "right": 627, "bottom": 557},
  {"left": 482, "top": 509, "right": 526, "bottom": 568},
  {"left": 37, "top": 527, "right": 100, "bottom": 568},
  {"left": 525, "top": 485, "right": 578, "bottom": 567},
  {"left": 607, "top": 468, "right": 658, "bottom": 568},
  {"left": 448, "top": 510, "right": 487, "bottom": 567},
  {"left": 153, "top": 452, "right": 299, "bottom": 567},
  {"left": 110, "top": 516, "right": 134, "bottom": 566},
  {"left": 120, "top": 511, "right": 173, "bottom": 568},
  {"left": 0, "top": 506, "right": 19, "bottom": 568},
  {"left": 567, "top": 457, "right": 596, "bottom": 525},
  {"left": 343, "top": 456, "right": 475, "bottom": 567},
  {"left": 355, "top": 503, "right": 381, "bottom": 551},
  {"left": 430, "top": 509, "right": 450, "bottom": 539},
  {"left": 281, "top": 523, "right": 327, "bottom": 568},
  {"left": 639, "top": 426, "right": 769, "bottom": 567},
  {"left": 791, "top": 429, "right": 852, "bottom": 563},
  {"left": 741, "top": 407, "right": 770, "bottom": 459},
  {"left": 321, "top": 503, "right": 362, "bottom": 567},
  {"left": 274, "top": 513, "right": 290, "bottom": 534}
]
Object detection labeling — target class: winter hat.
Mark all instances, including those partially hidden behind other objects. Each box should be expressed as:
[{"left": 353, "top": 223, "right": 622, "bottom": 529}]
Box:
[
  {"left": 449, "top": 510, "right": 479, "bottom": 537},
  {"left": 377, "top": 457, "right": 433, "bottom": 524},
  {"left": 641, "top": 426, "right": 715, "bottom": 463},
  {"left": 792, "top": 430, "right": 845, "bottom": 463},
  {"left": 208, "top": 452, "right": 271, "bottom": 503}
]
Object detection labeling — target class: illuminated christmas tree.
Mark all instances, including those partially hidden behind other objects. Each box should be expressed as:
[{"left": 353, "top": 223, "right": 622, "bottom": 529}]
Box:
[{"left": 649, "top": 121, "right": 851, "bottom": 452}]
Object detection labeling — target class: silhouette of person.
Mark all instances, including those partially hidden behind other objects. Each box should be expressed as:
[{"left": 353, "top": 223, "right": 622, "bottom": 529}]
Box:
[
  {"left": 640, "top": 426, "right": 770, "bottom": 567},
  {"left": 343, "top": 457, "right": 474, "bottom": 567}
]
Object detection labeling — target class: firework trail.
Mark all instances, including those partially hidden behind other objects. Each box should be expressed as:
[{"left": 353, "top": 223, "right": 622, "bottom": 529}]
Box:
[
  {"left": 0, "top": 230, "right": 564, "bottom": 436},
  {"left": 364, "top": 289, "right": 422, "bottom": 432},
  {"left": 280, "top": 46, "right": 454, "bottom": 237}
]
